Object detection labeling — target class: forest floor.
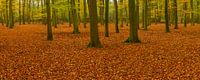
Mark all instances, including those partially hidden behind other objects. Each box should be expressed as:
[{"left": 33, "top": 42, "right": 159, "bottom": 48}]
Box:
[{"left": 0, "top": 23, "right": 200, "bottom": 79}]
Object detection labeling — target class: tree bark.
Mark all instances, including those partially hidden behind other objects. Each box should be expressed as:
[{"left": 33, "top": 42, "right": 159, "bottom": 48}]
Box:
[
  {"left": 105, "top": 0, "right": 109, "bottom": 37},
  {"left": 114, "top": 0, "right": 120, "bottom": 33},
  {"left": 46, "top": 0, "right": 53, "bottom": 41},
  {"left": 165, "top": 0, "right": 170, "bottom": 32},
  {"left": 87, "top": 0, "right": 102, "bottom": 48},
  {"left": 125, "top": 0, "right": 140, "bottom": 43}
]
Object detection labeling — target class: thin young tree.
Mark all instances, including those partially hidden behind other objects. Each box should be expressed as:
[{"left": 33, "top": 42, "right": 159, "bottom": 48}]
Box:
[
  {"left": 71, "top": 0, "right": 80, "bottom": 34},
  {"left": 83, "top": 0, "right": 87, "bottom": 28},
  {"left": 143, "top": 0, "right": 148, "bottom": 30},
  {"left": 87, "top": 0, "right": 102, "bottom": 48},
  {"left": 22, "top": 0, "right": 25, "bottom": 24},
  {"left": 8, "top": 0, "right": 14, "bottom": 28},
  {"left": 125, "top": 0, "right": 140, "bottom": 43},
  {"left": 173, "top": 0, "right": 178, "bottom": 29},
  {"left": 165, "top": 0, "right": 170, "bottom": 32},
  {"left": 114, "top": 0, "right": 120, "bottom": 33},
  {"left": 105, "top": 0, "right": 109, "bottom": 37},
  {"left": 190, "top": 0, "right": 194, "bottom": 26},
  {"left": 6, "top": 0, "right": 9, "bottom": 27},
  {"left": 183, "top": 1, "right": 187, "bottom": 27},
  {"left": 99, "top": 0, "right": 104, "bottom": 26},
  {"left": 19, "top": 0, "right": 22, "bottom": 25},
  {"left": 46, "top": 0, "right": 53, "bottom": 41},
  {"left": 52, "top": 0, "right": 57, "bottom": 28}
]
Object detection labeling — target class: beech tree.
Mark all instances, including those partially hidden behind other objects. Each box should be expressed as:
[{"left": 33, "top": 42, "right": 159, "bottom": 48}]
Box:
[
  {"left": 165, "top": 0, "right": 170, "bottom": 32},
  {"left": 114, "top": 0, "right": 120, "bottom": 33},
  {"left": 87, "top": 0, "right": 102, "bottom": 48},
  {"left": 125, "top": 0, "right": 140, "bottom": 43},
  {"left": 8, "top": 0, "right": 14, "bottom": 28},
  {"left": 105, "top": 0, "right": 109, "bottom": 37},
  {"left": 173, "top": 0, "right": 178, "bottom": 29},
  {"left": 71, "top": 0, "right": 80, "bottom": 34},
  {"left": 46, "top": 0, "right": 53, "bottom": 41}
]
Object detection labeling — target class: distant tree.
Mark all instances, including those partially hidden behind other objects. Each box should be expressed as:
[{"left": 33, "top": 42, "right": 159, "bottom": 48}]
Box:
[
  {"left": 105, "top": 0, "right": 109, "bottom": 37},
  {"left": 190, "top": 0, "right": 194, "bottom": 26},
  {"left": 52, "top": 0, "right": 57, "bottom": 28},
  {"left": 165, "top": 0, "right": 170, "bottom": 32},
  {"left": 99, "top": 0, "right": 104, "bottom": 26},
  {"left": 71, "top": 0, "right": 80, "bottom": 34},
  {"left": 125, "top": 0, "right": 140, "bottom": 43},
  {"left": 87, "top": 0, "right": 102, "bottom": 48},
  {"left": 136, "top": 0, "right": 139, "bottom": 29},
  {"left": 114, "top": 0, "right": 119, "bottom": 33},
  {"left": 6, "top": 0, "right": 9, "bottom": 27},
  {"left": 143, "top": 0, "right": 148, "bottom": 30},
  {"left": 83, "top": 0, "right": 87, "bottom": 28},
  {"left": 22, "top": 0, "right": 25, "bottom": 24},
  {"left": 19, "top": 0, "right": 22, "bottom": 25},
  {"left": 8, "top": 0, "right": 14, "bottom": 28},
  {"left": 173, "top": 0, "right": 178, "bottom": 29},
  {"left": 46, "top": 0, "right": 53, "bottom": 41},
  {"left": 183, "top": 1, "right": 187, "bottom": 27}
]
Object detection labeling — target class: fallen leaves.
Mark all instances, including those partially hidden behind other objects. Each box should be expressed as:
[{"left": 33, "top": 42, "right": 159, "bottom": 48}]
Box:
[{"left": 0, "top": 23, "right": 200, "bottom": 79}]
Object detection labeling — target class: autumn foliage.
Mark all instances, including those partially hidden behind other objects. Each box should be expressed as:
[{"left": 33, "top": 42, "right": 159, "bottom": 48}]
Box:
[{"left": 1, "top": 24, "right": 200, "bottom": 79}]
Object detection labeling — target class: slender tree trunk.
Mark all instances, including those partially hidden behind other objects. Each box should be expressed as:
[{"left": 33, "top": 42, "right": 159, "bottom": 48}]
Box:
[
  {"left": 165, "top": 0, "right": 170, "bottom": 32},
  {"left": 19, "top": 0, "right": 22, "bottom": 25},
  {"left": 31, "top": 0, "right": 34, "bottom": 23},
  {"left": 46, "top": 0, "right": 53, "bottom": 41},
  {"left": 0, "top": 12, "right": 4, "bottom": 26},
  {"left": 197, "top": 1, "right": 200, "bottom": 23},
  {"left": 143, "top": 0, "right": 148, "bottom": 30},
  {"left": 183, "top": 1, "right": 187, "bottom": 27},
  {"left": 52, "top": 0, "right": 57, "bottom": 28},
  {"left": 68, "top": 0, "right": 72, "bottom": 27},
  {"left": 99, "top": 0, "right": 104, "bottom": 26},
  {"left": 125, "top": 0, "right": 140, "bottom": 43},
  {"left": 136, "top": 0, "right": 139, "bottom": 29},
  {"left": 87, "top": 0, "right": 102, "bottom": 48},
  {"left": 77, "top": 0, "right": 81, "bottom": 24},
  {"left": 6, "top": 0, "right": 9, "bottom": 27},
  {"left": 71, "top": 0, "right": 80, "bottom": 34},
  {"left": 83, "top": 0, "right": 87, "bottom": 28},
  {"left": 125, "top": 6, "right": 128, "bottom": 26},
  {"left": 190, "top": 0, "right": 194, "bottom": 26},
  {"left": 22, "top": 0, "right": 25, "bottom": 24},
  {"left": 114, "top": 0, "right": 120, "bottom": 33},
  {"left": 105, "top": 0, "right": 109, "bottom": 37},
  {"left": 9, "top": 0, "right": 14, "bottom": 28},
  {"left": 173, "top": 0, "right": 178, "bottom": 29},
  {"left": 27, "top": 0, "right": 31, "bottom": 24}
]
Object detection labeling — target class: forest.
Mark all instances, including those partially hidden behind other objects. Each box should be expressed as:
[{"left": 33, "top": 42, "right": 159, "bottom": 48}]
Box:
[{"left": 1, "top": 0, "right": 200, "bottom": 79}]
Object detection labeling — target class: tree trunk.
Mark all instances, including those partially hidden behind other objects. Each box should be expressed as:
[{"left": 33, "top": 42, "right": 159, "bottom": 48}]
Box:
[
  {"left": 105, "top": 0, "right": 109, "bottom": 37},
  {"left": 6, "top": 0, "right": 9, "bottom": 27},
  {"left": 165, "top": 0, "right": 170, "bottom": 32},
  {"left": 173, "top": 0, "right": 178, "bottom": 29},
  {"left": 9, "top": 0, "right": 14, "bottom": 28},
  {"left": 143, "top": 0, "right": 148, "bottom": 30},
  {"left": 183, "top": 1, "right": 187, "bottom": 27},
  {"left": 19, "top": 0, "right": 22, "bottom": 25},
  {"left": 87, "top": 0, "right": 102, "bottom": 48},
  {"left": 125, "top": 0, "right": 140, "bottom": 43},
  {"left": 52, "top": 0, "right": 57, "bottom": 28},
  {"left": 23, "top": 0, "right": 26, "bottom": 24},
  {"left": 114, "top": 0, "right": 120, "bottom": 33},
  {"left": 136, "top": 0, "right": 139, "bottom": 29},
  {"left": 83, "top": 0, "right": 87, "bottom": 28},
  {"left": 46, "top": 0, "right": 53, "bottom": 41},
  {"left": 190, "top": 0, "right": 194, "bottom": 26},
  {"left": 71, "top": 0, "right": 80, "bottom": 34}
]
